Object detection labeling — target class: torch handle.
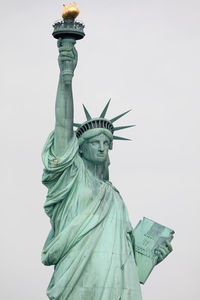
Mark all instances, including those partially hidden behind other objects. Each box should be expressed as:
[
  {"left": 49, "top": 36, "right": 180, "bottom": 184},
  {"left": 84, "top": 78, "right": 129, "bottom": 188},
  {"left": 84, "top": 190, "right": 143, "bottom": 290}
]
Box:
[
  {"left": 62, "top": 60, "right": 73, "bottom": 75},
  {"left": 59, "top": 38, "right": 77, "bottom": 84}
]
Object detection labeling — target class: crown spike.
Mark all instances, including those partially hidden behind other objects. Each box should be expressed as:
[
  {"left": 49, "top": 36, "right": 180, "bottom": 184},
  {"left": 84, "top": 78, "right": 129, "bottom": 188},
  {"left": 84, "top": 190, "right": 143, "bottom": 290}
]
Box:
[
  {"left": 114, "top": 125, "right": 135, "bottom": 131},
  {"left": 73, "top": 123, "right": 81, "bottom": 128},
  {"left": 99, "top": 99, "right": 111, "bottom": 118},
  {"left": 113, "top": 136, "right": 131, "bottom": 141},
  {"left": 110, "top": 109, "right": 132, "bottom": 123},
  {"left": 83, "top": 104, "right": 92, "bottom": 120}
]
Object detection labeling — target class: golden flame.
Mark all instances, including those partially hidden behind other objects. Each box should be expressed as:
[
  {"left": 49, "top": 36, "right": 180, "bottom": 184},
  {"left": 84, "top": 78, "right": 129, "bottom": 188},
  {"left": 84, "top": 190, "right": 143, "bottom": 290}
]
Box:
[{"left": 62, "top": 2, "right": 80, "bottom": 19}]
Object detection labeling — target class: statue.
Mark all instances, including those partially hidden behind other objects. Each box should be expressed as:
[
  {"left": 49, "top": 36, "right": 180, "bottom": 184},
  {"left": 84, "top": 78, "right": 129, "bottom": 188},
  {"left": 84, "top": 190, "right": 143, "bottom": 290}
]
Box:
[{"left": 41, "top": 4, "right": 174, "bottom": 299}]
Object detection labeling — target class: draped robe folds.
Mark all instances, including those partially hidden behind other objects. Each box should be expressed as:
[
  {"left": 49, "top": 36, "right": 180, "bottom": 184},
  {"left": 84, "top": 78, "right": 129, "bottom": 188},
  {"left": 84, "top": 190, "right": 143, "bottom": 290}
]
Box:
[{"left": 42, "top": 132, "right": 142, "bottom": 300}]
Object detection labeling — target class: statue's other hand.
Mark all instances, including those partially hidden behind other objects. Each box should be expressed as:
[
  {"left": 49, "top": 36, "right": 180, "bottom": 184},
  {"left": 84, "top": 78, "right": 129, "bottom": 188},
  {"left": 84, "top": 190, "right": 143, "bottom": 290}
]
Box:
[{"left": 155, "top": 240, "right": 173, "bottom": 265}]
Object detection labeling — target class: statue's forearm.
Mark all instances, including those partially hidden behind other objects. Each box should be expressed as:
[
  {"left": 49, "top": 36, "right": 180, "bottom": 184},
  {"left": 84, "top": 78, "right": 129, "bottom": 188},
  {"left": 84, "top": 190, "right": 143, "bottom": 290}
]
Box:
[
  {"left": 55, "top": 75, "right": 74, "bottom": 126},
  {"left": 53, "top": 37, "right": 78, "bottom": 156},
  {"left": 54, "top": 75, "right": 74, "bottom": 156}
]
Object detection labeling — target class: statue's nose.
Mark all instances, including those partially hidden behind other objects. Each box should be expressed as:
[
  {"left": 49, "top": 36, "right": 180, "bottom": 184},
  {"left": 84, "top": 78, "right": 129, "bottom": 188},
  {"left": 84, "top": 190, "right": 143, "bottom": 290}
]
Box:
[{"left": 99, "top": 142, "right": 104, "bottom": 152}]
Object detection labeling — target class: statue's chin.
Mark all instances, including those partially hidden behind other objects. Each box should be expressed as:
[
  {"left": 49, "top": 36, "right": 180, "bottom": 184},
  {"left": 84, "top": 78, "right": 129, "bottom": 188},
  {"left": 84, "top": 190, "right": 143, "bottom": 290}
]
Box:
[
  {"left": 94, "top": 158, "right": 107, "bottom": 164},
  {"left": 83, "top": 156, "right": 107, "bottom": 165}
]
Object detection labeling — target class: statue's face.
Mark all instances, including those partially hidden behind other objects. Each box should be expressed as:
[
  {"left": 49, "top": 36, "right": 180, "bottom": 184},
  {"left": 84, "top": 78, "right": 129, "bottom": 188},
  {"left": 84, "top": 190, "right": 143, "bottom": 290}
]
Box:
[{"left": 80, "top": 133, "right": 110, "bottom": 164}]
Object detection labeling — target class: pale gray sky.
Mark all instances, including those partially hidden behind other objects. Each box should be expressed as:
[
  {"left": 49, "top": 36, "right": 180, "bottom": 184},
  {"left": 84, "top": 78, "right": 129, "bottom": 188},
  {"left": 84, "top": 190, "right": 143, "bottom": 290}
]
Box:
[{"left": 1, "top": 0, "right": 200, "bottom": 299}]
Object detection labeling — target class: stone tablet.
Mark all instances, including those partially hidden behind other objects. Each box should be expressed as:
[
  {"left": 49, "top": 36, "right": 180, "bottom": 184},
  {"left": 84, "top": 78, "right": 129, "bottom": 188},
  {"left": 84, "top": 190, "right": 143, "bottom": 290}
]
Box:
[{"left": 134, "top": 217, "right": 174, "bottom": 284}]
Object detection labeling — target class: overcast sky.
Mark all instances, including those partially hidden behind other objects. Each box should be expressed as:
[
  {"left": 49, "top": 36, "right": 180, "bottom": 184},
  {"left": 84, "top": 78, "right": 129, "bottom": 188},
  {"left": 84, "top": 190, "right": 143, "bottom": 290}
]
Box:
[{"left": 1, "top": 0, "right": 200, "bottom": 299}]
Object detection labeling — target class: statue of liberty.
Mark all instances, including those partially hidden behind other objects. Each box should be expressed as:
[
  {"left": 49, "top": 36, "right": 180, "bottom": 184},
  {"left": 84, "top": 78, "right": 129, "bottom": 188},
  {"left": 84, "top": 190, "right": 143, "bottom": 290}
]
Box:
[{"left": 41, "top": 4, "right": 173, "bottom": 300}]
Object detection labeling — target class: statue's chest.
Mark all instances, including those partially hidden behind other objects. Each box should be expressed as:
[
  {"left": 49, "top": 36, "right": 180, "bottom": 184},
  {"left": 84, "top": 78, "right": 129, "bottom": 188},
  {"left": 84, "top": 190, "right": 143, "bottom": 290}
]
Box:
[
  {"left": 78, "top": 180, "right": 102, "bottom": 200},
  {"left": 76, "top": 168, "right": 122, "bottom": 213}
]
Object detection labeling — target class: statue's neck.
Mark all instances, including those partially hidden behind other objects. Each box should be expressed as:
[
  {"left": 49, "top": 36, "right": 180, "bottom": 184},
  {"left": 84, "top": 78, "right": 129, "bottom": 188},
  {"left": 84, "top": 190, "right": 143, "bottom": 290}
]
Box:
[{"left": 82, "top": 158, "right": 104, "bottom": 181}]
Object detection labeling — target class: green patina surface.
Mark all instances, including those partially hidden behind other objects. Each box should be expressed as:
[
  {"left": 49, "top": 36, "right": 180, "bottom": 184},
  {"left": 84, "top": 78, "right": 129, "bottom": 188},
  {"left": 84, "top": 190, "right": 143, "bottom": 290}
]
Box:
[
  {"left": 42, "top": 133, "right": 142, "bottom": 299},
  {"left": 42, "top": 18, "right": 173, "bottom": 300}
]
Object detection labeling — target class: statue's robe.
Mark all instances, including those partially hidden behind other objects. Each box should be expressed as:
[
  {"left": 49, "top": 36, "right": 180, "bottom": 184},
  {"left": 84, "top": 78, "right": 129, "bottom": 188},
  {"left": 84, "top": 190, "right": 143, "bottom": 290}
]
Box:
[{"left": 42, "top": 132, "right": 142, "bottom": 300}]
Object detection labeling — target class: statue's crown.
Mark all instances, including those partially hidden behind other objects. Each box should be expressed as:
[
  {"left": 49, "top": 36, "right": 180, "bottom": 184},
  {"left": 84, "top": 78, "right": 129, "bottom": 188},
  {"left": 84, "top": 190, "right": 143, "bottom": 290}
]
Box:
[{"left": 74, "top": 99, "right": 135, "bottom": 141}]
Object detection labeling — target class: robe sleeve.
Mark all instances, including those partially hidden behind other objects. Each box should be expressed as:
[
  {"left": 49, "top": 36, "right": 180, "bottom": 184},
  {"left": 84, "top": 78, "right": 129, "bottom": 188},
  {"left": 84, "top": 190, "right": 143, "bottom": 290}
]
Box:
[{"left": 41, "top": 131, "right": 80, "bottom": 218}]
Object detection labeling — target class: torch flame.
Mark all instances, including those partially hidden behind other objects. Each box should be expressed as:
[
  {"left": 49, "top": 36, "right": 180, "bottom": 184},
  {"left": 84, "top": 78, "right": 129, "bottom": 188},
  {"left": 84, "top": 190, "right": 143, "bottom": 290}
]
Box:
[{"left": 62, "top": 2, "right": 80, "bottom": 19}]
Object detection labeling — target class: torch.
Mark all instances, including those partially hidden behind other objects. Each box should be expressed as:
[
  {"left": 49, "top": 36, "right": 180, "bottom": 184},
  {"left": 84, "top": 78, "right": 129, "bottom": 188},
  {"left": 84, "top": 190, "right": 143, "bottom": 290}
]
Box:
[{"left": 52, "top": 3, "right": 85, "bottom": 83}]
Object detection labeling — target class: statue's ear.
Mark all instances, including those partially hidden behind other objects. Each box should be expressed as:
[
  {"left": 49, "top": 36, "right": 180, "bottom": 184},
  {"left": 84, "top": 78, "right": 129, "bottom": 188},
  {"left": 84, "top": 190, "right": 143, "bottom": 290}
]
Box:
[
  {"left": 79, "top": 147, "right": 83, "bottom": 156},
  {"left": 79, "top": 142, "right": 87, "bottom": 156},
  {"left": 109, "top": 141, "right": 113, "bottom": 150}
]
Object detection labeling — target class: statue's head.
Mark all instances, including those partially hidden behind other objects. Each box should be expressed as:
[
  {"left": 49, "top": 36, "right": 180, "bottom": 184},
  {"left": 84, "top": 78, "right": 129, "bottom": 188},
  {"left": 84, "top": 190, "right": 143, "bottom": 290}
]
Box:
[
  {"left": 78, "top": 128, "right": 113, "bottom": 180},
  {"left": 74, "top": 100, "right": 134, "bottom": 179},
  {"left": 79, "top": 129, "right": 113, "bottom": 164}
]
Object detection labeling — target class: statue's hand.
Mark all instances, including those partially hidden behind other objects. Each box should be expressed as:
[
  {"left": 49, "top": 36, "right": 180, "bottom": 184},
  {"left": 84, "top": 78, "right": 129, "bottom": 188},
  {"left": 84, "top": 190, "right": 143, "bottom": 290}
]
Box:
[
  {"left": 155, "top": 240, "right": 173, "bottom": 265},
  {"left": 57, "top": 38, "right": 78, "bottom": 84}
]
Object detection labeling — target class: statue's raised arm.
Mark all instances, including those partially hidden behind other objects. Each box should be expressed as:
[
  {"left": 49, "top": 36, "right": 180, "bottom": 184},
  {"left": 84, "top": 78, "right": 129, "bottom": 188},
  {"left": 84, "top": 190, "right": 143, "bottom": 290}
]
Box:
[{"left": 54, "top": 38, "right": 78, "bottom": 156}]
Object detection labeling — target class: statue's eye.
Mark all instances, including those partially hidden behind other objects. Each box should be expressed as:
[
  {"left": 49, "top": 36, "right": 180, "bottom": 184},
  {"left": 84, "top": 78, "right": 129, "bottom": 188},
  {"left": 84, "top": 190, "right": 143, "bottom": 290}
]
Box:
[
  {"left": 104, "top": 141, "right": 109, "bottom": 146},
  {"left": 91, "top": 141, "right": 98, "bottom": 146}
]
